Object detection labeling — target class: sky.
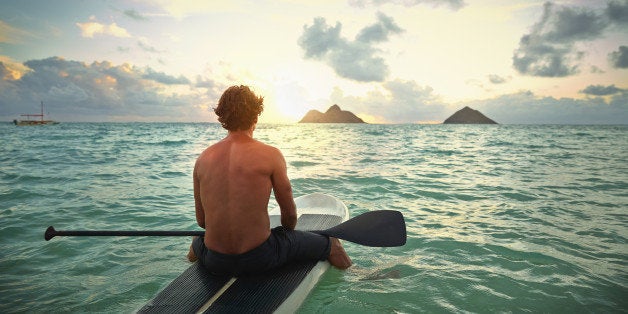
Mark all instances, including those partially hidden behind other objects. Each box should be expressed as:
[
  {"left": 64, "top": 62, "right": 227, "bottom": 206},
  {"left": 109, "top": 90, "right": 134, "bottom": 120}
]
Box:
[{"left": 0, "top": 0, "right": 627, "bottom": 124}]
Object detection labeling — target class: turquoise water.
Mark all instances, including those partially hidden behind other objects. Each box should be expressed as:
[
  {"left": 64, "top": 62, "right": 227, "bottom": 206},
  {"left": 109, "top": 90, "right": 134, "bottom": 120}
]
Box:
[{"left": 1, "top": 123, "right": 626, "bottom": 313}]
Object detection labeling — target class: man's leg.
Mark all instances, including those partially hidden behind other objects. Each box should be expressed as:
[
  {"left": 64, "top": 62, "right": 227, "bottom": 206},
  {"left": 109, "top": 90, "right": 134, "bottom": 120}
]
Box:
[
  {"left": 328, "top": 237, "right": 352, "bottom": 269},
  {"left": 274, "top": 228, "right": 352, "bottom": 270}
]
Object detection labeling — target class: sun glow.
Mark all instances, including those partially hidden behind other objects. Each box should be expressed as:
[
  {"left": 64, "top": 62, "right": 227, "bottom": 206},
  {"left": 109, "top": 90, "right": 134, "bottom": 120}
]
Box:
[
  {"left": 255, "top": 76, "right": 314, "bottom": 123},
  {"left": 273, "top": 90, "right": 310, "bottom": 123}
]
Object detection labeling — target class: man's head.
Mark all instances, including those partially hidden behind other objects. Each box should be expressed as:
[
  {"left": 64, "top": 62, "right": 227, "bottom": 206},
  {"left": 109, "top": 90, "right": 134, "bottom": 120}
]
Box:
[{"left": 214, "top": 85, "right": 264, "bottom": 131}]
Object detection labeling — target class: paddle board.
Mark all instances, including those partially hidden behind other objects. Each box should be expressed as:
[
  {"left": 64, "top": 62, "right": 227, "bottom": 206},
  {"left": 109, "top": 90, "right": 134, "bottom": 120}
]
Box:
[{"left": 138, "top": 193, "right": 349, "bottom": 313}]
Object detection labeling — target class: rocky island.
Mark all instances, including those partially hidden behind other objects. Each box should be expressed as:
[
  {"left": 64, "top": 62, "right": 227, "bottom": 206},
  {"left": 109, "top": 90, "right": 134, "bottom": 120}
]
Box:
[
  {"left": 299, "top": 105, "right": 365, "bottom": 123},
  {"left": 443, "top": 106, "right": 497, "bottom": 124}
]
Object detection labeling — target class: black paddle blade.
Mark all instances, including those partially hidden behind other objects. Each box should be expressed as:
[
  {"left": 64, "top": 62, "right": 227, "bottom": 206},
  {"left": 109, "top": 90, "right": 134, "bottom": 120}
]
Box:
[
  {"left": 313, "top": 210, "right": 406, "bottom": 247},
  {"left": 45, "top": 226, "right": 56, "bottom": 241}
]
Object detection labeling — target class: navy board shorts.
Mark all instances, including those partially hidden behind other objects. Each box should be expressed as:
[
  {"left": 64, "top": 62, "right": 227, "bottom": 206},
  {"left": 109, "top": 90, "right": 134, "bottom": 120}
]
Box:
[{"left": 192, "top": 226, "right": 331, "bottom": 276}]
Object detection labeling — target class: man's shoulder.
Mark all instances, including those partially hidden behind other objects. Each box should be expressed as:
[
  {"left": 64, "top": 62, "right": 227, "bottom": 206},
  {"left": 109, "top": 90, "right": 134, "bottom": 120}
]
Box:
[
  {"left": 253, "top": 139, "right": 279, "bottom": 151},
  {"left": 196, "top": 141, "right": 226, "bottom": 161}
]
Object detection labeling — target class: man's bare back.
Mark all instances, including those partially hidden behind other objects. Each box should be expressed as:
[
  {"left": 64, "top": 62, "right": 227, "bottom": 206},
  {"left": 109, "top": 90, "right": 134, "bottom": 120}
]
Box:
[
  {"left": 187, "top": 85, "right": 350, "bottom": 272},
  {"left": 193, "top": 129, "right": 297, "bottom": 254}
]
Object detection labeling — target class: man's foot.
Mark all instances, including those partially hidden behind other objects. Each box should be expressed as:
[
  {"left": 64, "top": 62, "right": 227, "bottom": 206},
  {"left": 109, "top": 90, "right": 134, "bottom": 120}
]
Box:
[
  {"left": 328, "top": 237, "right": 352, "bottom": 269},
  {"left": 187, "top": 237, "right": 198, "bottom": 262}
]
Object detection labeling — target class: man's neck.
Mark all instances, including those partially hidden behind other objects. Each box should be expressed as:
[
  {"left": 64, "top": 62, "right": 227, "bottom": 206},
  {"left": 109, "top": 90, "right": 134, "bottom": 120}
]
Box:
[{"left": 227, "top": 128, "right": 254, "bottom": 140}]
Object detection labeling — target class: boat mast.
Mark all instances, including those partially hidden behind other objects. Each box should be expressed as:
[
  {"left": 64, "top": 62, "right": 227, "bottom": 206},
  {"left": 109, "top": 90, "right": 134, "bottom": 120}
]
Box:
[{"left": 41, "top": 101, "right": 44, "bottom": 122}]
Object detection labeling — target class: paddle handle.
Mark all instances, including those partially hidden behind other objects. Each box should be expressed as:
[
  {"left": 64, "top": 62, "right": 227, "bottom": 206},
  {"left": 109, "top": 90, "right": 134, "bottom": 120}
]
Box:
[{"left": 44, "top": 226, "right": 204, "bottom": 241}]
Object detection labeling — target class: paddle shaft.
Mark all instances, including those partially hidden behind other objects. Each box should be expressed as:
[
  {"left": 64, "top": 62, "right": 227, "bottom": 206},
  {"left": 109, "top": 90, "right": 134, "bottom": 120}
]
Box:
[
  {"left": 44, "top": 227, "right": 355, "bottom": 242},
  {"left": 45, "top": 227, "right": 204, "bottom": 240},
  {"left": 45, "top": 210, "right": 406, "bottom": 247}
]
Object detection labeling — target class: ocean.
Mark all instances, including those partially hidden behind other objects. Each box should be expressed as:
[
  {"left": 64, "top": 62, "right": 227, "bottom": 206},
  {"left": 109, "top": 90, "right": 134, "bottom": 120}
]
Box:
[{"left": 1, "top": 122, "right": 626, "bottom": 313}]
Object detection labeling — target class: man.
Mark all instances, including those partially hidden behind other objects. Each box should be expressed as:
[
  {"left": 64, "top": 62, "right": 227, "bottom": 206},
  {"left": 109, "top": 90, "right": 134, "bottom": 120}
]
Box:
[{"left": 188, "top": 85, "right": 351, "bottom": 276}]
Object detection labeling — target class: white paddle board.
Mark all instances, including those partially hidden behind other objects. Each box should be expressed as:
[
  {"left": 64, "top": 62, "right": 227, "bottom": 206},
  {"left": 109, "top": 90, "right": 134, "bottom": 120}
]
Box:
[{"left": 138, "top": 193, "right": 349, "bottom": 313}]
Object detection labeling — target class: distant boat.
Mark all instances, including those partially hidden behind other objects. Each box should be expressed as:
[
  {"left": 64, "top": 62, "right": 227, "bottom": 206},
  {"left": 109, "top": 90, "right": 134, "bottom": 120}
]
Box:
[{"left": 13, "top": 101, "right": 59, "bottom": 126}]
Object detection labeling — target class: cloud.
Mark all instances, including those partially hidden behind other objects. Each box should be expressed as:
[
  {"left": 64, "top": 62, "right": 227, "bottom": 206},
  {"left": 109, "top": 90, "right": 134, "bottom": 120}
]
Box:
[
  {"left": 328, "top": 79, "right": 627, "bottom": 124},
  {"left": 589, "top": 65, "right": 605, "bottom": 73},
  {"left": 195, "top": 75, "right": 217, "bottom": 88},
  {"left": 512, "top": 2, "right": 609, "bottom": 77},
  {"left": 356, "top": 12, "right": 404, "bottom": 43},
  {"left": 0, "top": 57, "right": 219, "bottom": 122},
  {"left": 329, "top": 79, "right": 446, "bottom": 123},
  {"left": 462, "top": 90, "right": 628, "bottom": 124},
  {"left": 606, "top": 0, "right": 628, "bottom": 25},
  {"left": 0, "top": 20, "right": 35, "bottom": 44},
  {"left": 137, "top": 38, "right": 162, "bottom": 53},
  {"left": 149, "top": 1, "right": 239, "bottom": 18},
  {"left": 579, "top": 84, "right": 625, "bottom": 96},
  {"left": 513, "top": 1, "right": 628, "bottom": 77},
  {"left": 0, "top": 57, "right": 32, "bottom": 80},
  {"left": 349, "top": 0, "right": 466, "bottom": 11},
  {"left": 544, "top": 5, "right": 607, "bottom": 42},
  {"left": 609, "top": 45, "right": 628, "bottom": 68},
  {"left": 298, "top": 18, "right": 342, "bottom": 59},
  {"left": 488, "top": 74, "right": 508, "bottom": 84},
  {"left": 142, "top": 68, "right": 190, "bottom": 85},
  {"left": 76, "top": 17, "right": 131, "bottom": 38},
  {"left": 298, "top": 12, "right": 404, "bottom": 82},
  {"left": 123, "top": 9, "right": 148, "bottom": 21}
]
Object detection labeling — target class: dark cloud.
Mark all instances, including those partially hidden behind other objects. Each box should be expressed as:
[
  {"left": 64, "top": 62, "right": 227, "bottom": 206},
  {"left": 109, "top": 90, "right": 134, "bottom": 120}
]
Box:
[
  {"left": 607, "top": 0, "right": 628, "bottom": 25},
  {"left": 545, "top": 5, "right": 606, "bottom": 42},
  {"left": 0, "top": 57, "right": 216, "bottom": 122},
  {"left": 298, "top": 13, "right": 403, "bottom": 82},
  {"left": 580, "top": 84, "right": 625, "bottom": 96},
  {"left": 349, "top": 0, "right": 466, "bottom": 11},
  {"left": 609, "top": 45, "right": 628, "bottom": 68},
  {"left": 513, "top": 2, "right": 607, "bottom": 77},
  {"left": 512, "top": 1, "right": 628, "bottom": 77}
]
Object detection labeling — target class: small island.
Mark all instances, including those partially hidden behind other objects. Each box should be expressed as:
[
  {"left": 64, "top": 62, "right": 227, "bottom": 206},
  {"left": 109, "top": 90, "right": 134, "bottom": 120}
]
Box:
[
  {"left": 443, "top": 106, "right": 497, "bottom": 124},
  {"left": 299, "top": 105, "right": 365, "bottom": 123}
]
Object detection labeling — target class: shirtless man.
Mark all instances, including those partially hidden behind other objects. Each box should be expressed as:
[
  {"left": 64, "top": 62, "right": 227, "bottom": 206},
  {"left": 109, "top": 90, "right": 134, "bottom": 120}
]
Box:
[{"left": 187, "top": 85, "right": 351, "bottom": 276}]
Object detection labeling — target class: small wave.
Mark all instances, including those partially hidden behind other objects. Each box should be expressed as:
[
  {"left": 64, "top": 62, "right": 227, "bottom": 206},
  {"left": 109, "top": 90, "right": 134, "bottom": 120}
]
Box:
[
  {"left": 501, "top": 191, "right": 539, "bottom": 201},
  {"left": 291, "top": 161, "right": 319, "bottom": 167},
  {"left": 160, "top": 139, "right": 189, "bottom": 146}
]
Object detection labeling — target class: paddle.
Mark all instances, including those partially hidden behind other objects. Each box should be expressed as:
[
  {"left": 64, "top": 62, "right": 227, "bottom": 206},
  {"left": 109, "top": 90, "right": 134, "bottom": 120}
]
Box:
[
  {"left": 45, "top": 210, "right": 406, "bottom": 247},
  {"left": 311, "top": 210, "right": 406, "bottom": 247}
]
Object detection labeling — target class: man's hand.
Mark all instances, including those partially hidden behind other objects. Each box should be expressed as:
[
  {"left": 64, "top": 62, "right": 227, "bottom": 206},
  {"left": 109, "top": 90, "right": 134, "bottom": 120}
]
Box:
[{"left": 280, "top": 210, "right": 297, "bottom": 230}]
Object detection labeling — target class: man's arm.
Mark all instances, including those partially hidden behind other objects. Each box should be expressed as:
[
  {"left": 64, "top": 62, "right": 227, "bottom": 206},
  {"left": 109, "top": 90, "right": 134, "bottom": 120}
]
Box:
[
  {"left": 193, "top": 162, "right": 205, "bottom": 229},
  {"left": 271, "top": 148, "right": 297, "bottom": 230}
]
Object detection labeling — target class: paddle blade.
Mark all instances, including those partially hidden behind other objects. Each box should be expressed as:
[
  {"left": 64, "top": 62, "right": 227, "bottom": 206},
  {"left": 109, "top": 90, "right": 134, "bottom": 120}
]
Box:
[
  {"left": 45, "top": 226, "right": 56, "bottom": 241},
  {"left": 313, "top": 210, "right": 406, "bottom": 247}
]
